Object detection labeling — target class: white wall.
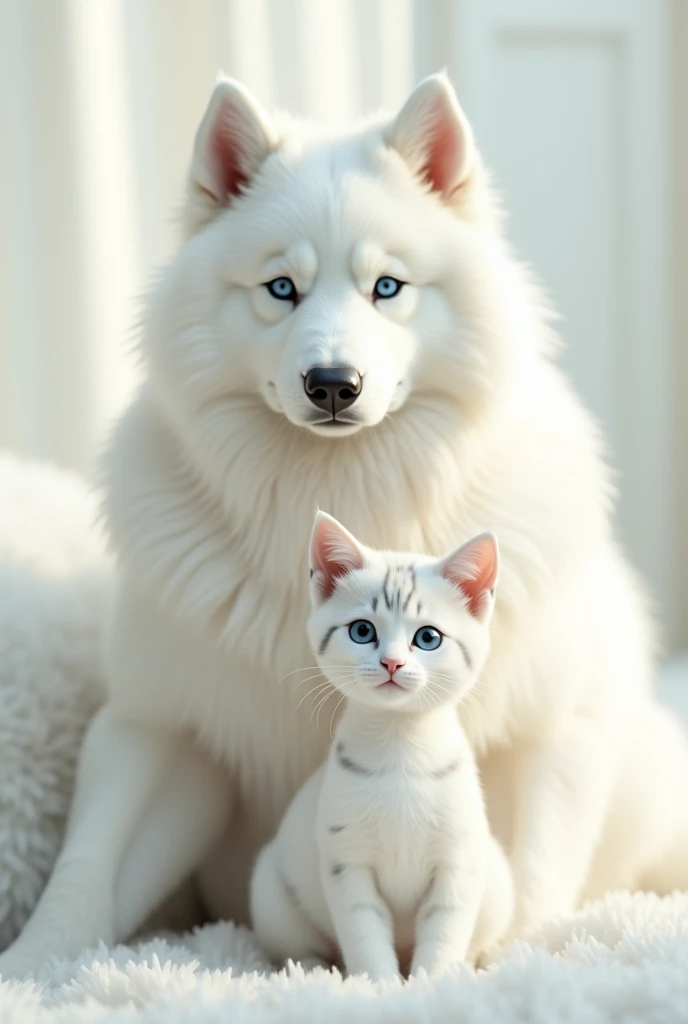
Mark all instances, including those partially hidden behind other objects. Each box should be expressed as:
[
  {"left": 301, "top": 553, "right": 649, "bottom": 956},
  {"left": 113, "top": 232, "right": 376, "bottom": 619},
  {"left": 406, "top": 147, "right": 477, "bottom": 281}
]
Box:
[
  {"left": 0, "top": 0, "right": 685, "bottom": 649},
  {"left": 452, "top": 1, "right": 683, "bottom": 647}
]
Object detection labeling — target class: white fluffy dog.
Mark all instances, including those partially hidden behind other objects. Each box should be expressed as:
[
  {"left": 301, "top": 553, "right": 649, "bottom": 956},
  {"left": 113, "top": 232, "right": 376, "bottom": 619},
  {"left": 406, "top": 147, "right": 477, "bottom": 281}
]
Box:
[{"left": 2, "top": 72, "right": 687, "bottom": 976}]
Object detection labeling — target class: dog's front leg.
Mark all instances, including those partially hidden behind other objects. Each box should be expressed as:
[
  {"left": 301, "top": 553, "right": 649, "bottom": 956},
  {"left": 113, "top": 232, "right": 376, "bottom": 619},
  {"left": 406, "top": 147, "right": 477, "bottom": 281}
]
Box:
[
  {"left": 0, "top": 705, "right": 225, "bottom": 978},
  {"left": 508, "top": 716, "right": 614, "bottom": 938},
  {"left": 113, "top": 731, "right": 231, "bottom": 941}
]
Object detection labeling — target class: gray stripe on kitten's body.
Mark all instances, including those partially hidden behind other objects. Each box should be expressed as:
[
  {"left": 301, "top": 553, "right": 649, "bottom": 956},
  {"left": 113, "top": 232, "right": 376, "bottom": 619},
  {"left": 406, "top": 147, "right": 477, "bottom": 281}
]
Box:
[
  {"left": 336, "top": 741, "right": 459, "bottom": 781},
  {"left": 336, "top": 741, "right": 375, "bottom": 777}
]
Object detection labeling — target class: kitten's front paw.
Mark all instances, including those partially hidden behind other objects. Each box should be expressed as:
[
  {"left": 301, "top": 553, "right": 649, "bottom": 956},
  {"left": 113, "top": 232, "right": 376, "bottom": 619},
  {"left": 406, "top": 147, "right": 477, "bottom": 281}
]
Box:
[
  {"left": 361, "top": 961, "right": 402, "bottom": 983},
  {"left": 293, "top": 955, "right": 334, "bottom": 973},
  {"left": 409, "top": 956, "right": 465, "bottom": 979}
]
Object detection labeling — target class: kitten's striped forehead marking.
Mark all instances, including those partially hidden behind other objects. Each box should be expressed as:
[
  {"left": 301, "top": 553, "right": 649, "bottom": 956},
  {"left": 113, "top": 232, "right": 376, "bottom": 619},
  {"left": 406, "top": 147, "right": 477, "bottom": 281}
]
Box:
[{"left": 379, "top": 565, "right": 421, "bottom": 617}]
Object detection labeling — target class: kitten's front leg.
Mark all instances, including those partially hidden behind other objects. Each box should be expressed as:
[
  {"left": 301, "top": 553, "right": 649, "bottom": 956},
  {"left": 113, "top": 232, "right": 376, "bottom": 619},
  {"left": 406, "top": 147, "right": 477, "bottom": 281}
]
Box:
[
  {"left": 251, "top": 844, "right": 333, "bottom": 970},
  {"left": 321, "top": 863, "right": 398, "bottom": 980},
  {"left": 411, "top": 863, "right": 483, "bottom": 976}
]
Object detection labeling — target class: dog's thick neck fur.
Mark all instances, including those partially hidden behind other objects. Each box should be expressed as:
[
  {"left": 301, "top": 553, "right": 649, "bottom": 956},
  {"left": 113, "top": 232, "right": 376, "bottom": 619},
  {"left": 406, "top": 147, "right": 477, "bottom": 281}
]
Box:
[{"left": 104, "top": 357, "right": 612, "bottom": 761}]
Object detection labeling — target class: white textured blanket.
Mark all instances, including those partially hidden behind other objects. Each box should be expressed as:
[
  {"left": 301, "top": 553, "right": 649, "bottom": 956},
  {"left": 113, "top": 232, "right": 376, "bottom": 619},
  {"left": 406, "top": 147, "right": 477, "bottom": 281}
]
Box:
[
  {"left": 1, "top": 455, "right": 687, "bottom": 1022},
  {"left": 2, "top": 892, "right": 688, "bottom": 1022}
]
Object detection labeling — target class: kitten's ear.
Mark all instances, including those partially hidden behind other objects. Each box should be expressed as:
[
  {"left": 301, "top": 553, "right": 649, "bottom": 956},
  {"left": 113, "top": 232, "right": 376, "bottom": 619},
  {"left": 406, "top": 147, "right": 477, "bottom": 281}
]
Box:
[
  {"left": 387, "top": 73, "right": 474, "bottom": 200},
  {"left": 437, "top": 532, "right": 499, "bottom": 620},
  {"left": 189, "top": 75, "right": 277, "bottom": 217},
  {"left": 310, "top": 512, "right": 365, "bottom": 603}
]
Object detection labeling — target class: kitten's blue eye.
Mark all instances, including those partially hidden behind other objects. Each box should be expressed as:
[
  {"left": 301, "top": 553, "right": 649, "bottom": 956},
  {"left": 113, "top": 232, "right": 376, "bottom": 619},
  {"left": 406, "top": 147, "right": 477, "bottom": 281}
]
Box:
[
  {"left": 349, "top": 619, "right": 377, "bottom": 644},
  {"left": 266, "top": 277, "right": 298, "bottom": 302},
  {"left": 413, "top": 626, "right": 442, "bottom": 651},
  {"left": 373, "top": 276, "right": 404, "bottom": 300}
]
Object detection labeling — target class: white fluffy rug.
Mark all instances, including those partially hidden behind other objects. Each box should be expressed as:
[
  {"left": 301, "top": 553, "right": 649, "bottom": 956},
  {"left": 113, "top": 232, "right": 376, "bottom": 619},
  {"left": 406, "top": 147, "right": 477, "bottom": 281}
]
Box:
[
  {"left": 2, "top": 892, "right": 688, "bottom": 1022},
  {"left": 1, "top": 454, "right": 687, "bottom": 1022}
]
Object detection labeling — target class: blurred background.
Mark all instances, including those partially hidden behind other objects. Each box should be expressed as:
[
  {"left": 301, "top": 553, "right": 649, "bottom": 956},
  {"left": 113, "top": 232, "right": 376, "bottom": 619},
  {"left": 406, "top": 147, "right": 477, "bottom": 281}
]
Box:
[{"left": 0, "top": 0, "right": 686, "bottom": 656}]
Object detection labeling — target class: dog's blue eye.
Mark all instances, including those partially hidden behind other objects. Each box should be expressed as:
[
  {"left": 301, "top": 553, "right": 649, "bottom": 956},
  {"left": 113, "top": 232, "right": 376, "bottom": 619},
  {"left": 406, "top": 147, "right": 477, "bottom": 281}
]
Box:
[
  {"left": 373, "top": 276, "right": 404, "bottom": 300},
  {"left": 349, "top": 620, "right": 377, "bottom": 644},
  {"left": 266, "top": 277, "right": 298, "bottom": 302},
  {"left": 413, "top": 626, "right": 442, "bottom": 651}
]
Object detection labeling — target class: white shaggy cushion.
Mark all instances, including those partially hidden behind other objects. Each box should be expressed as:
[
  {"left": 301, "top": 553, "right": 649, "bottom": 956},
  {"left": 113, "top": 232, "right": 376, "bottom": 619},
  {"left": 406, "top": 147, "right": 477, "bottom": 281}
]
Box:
[
  {"left": 0, "top": 455, "right": 110, "bottom": 949},
  {"left": 1, "top": 454, "right": 687, "bottom": 1021}
]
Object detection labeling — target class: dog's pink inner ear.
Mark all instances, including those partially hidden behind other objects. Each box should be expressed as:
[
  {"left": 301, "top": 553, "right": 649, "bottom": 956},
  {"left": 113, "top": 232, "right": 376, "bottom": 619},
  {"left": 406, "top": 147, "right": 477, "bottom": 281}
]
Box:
[
  {"left": 310, "top": 514, "right": 365, "bottom": 601},
  {"left": 207, "top": 112, "right": 250, "bottom": 198},
  {"left": 422, "top": 100, "right": 463, "bottom": 196},
  {"left": 389, "top": 74, "right": 474, "bottom": 199},
  {"left": 439, "top": 532, "right": 499, "bottom": 617},
  {"left": 192, "top": 79, "right": 276, "bottom": 205}
]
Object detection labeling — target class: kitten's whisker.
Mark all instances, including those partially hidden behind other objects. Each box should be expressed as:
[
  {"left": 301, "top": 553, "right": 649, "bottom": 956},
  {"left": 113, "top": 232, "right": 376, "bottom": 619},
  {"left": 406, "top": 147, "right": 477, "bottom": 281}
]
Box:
[
  {"left": 314, "top": 675, "right": 359, "bottom": 730},
  {"left": 293, "top": 668, "right": 355, "bottom": 705},
  {"left": 458, "top": 694, "right": 478, "bottom": 732},
  {"left": 328, "top": 682, "right": 360, "bottom": 738},
  {"left": 426, "top": 686, "right": 441, "bottom": 711},
  {"left": 426, "top": 673, "right": 480, "bottom": 728},
  {"left": 472, "top": 676, "right": 513, "bottom": 713},
  {"left": 279, "top": 665, "right": 332, "bottom": 686},
  {"left": 317, "top": 686, "right": 338, "bottom": 730},
  {"left": 464, "top": 689, "right": 481, "bottom": 708},
  {"left": 295, "top": 671, "right": 356, "bottom": 709},
  {"left": 294, "top": 671, "right": 353, "bottom": 691},
  {"left": 292, "top": 671, "right": 329, "bottom": 696},
  {"left": 296, "top": 681, "right": 332, "bottom": 711},
  {"left": 311, "top": 690, "right": 334, "bottom": 725},
  {"left": 427, "top": 676, "right": 454, "bottom": 697},
  {"left": 310, "top": 676, "right": 358, "bottom": 725},
  {"left": 427, "top": 674, "right": 453, "bottom": 687},
  {"left": 286, "top": 665, "right": 352, "bottom": 688},
  {"left": 461, "top": 688, "right": 483, "bottom": 718}
]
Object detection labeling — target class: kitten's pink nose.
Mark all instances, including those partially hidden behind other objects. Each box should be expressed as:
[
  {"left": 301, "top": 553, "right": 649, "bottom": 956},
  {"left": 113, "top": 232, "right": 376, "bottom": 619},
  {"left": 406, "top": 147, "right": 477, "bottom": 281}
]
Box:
[{"left": 381, "top": 657, "right": 405, "bottom": 677}]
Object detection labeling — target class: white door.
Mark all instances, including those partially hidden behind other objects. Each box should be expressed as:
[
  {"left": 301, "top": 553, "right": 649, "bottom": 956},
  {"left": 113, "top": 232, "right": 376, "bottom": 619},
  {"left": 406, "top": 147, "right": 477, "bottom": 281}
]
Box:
[{"left": 450, "top": 0, "right": 677, "bottom": 644}]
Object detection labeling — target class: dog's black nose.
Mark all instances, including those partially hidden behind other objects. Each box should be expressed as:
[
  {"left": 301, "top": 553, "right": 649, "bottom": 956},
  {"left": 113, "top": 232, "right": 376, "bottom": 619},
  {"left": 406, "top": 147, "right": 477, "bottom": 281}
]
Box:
[{"left": 304, "top": 366, "right": 362, "bottom": 415}]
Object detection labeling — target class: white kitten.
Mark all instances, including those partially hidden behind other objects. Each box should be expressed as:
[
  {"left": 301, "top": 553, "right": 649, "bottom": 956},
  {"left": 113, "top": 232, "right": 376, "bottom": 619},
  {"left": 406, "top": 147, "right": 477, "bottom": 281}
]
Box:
[{"left": 250, "top": 512, "right": 513, "bottom": 979}]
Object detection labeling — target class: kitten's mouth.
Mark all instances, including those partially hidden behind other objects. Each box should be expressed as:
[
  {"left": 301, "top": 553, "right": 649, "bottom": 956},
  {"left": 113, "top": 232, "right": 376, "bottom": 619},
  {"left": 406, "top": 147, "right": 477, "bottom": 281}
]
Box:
[{"left": 376, "top": 680, "right": 405, "bottom": 691}]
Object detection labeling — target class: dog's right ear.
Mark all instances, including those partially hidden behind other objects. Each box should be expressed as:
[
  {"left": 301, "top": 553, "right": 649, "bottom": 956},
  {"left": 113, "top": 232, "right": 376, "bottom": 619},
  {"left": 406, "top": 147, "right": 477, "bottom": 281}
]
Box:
[
  {"left": 187, "top": 76, "right": 277, "bottom": 228},
  {"left": 388, "top": 73, "right": 474, "bottom": 201}
]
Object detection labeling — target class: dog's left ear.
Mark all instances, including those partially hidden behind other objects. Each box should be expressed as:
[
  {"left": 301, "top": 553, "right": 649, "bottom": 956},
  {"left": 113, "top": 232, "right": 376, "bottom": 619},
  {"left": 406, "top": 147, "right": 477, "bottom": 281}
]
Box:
[{"left": 387, "top": 73, "right": 474, "bottom": 200}]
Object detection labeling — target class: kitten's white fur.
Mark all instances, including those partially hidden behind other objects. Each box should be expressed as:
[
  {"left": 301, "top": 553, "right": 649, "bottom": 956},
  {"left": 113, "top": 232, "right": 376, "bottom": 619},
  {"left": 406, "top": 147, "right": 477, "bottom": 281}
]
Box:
[
  {"left": 2, "top": 72, "right": 688, "bottom": 977},
  {"left": 251, "top": 514, "right": 512, "bottom": 978}
]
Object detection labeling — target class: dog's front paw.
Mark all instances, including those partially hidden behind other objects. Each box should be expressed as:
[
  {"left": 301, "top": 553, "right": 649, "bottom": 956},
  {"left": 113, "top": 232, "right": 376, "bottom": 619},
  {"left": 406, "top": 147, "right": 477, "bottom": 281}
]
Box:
[{"left": 0, "top": 948, "right": 43, "bottom": 982}]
